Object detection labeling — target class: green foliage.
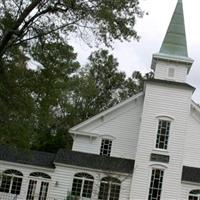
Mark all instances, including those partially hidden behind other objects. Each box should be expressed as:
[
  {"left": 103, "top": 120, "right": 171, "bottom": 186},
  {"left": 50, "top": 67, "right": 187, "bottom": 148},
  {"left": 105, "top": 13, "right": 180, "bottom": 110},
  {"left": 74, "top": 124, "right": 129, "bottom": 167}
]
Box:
[
  {"left": 0, "top": 0, "right": 143, "bottom": 61},
  {"left": 69, "top": 49, "right": 153, "bottom": 122},
  {"left": 0, "top": 0, "right": 151, "bottom": 152}
]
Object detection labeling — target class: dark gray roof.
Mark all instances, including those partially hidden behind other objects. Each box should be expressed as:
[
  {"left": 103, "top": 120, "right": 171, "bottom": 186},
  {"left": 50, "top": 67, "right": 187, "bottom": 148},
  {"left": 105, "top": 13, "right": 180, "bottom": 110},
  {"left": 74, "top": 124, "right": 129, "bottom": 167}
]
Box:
[
  {"left": 182, "top": 166, "right": 200, "bottom": 184},
  {"left": 55, "top": 149, "right": 134, "bottom": 174},
  {"left": 0, "top": 145, "right": 134, "bottom": 174},
  {"left": 0, "top": 145, "right": 56, "bottom": 169},
  {"left": 146, "top": 79, "right": 195, "bottom": 90}
]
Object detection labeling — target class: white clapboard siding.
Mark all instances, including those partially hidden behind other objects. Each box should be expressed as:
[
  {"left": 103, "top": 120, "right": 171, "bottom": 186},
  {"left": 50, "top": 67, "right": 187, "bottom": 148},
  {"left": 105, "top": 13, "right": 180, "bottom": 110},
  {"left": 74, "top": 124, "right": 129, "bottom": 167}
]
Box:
[
  {"left": 0, "top": 160, "right": 132, "bottom": 200},
  {"left": 130, "top": 82, "right": 193, "bottom": 199},
  {"left": 0, "top": 161, "right": 55, "bottom": 200},
  {"left": 183, "top": 111, "right": 200, "bottom": 167},
  {"left": 181, "top": 183, "right": 200, "bottom": 199},
  {"left": 72, "top": 94, "right": 144, "bottom": 160},
  {"left": 72, "top": 135, "right": 102, "bottom": 155},
  {"left": 51, "top": 164, "right": 132, "bottom": 200},
  {"left": 154, "top": 60, "right": 189, "bottom": 82}
]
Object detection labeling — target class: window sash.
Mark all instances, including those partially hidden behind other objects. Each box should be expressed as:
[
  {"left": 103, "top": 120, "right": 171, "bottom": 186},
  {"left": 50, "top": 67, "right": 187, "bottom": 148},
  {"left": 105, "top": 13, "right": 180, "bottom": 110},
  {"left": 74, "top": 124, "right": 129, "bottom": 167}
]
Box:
[
  {"left": 71, "top": 177, "right": 94, "bottom": 199},
  {"left": 0, "top": 174, "right": 22, "bottom": 195},
  {"left": 156, "top": 120, "right": 170, "bottom": 150},
  {"left": 98, "top": 181, "right": 121, "bottom": 200},
  {"left": 148, "top": 169, "right": 164, "bottom": 200},
  {"left": 100, "top": 139, "right": 112, "bottom": 156},
  {"left": 26, "top": 179, "right": 50, "bottom": 200}
]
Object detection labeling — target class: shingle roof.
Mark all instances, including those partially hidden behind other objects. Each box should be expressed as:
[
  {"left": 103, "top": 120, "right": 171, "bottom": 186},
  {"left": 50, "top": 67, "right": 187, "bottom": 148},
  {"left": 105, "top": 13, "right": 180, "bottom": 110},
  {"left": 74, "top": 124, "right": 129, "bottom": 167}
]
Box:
[
  {"left": 0, "top": 145, "right": 56, "bottom": 169},
  {"left": 0, "top": 145, "right": 134, "bottom": 174},
  {"left": 182, "top": 166, "right": 200, "bottom": 184},
  {"left": 55, "top": 149, "right": 135, "bottom": 174}
]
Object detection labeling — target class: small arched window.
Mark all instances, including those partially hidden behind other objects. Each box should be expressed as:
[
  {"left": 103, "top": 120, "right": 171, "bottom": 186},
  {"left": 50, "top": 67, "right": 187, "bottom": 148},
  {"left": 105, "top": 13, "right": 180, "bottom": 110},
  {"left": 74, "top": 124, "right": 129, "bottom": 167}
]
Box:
[
  {"left": 71, "top": 173, "right": 94, "bottom": 199},
  {"left": 98, "top": 177, "right": 121, "bottom": 200},
  {"left": 188, "top": 190, "right": 200, "bottom": 200},
  {"left": 30, "top": 172, "right": 51, "bottom": 179},
  {"left": 0, "top": 169, "right": 23, "bottom": 195}
]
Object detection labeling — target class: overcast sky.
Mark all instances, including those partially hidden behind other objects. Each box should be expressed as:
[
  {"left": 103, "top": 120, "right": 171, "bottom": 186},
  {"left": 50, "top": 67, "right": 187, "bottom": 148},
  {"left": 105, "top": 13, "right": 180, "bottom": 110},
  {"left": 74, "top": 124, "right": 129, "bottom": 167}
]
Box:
[{"left": 70, "top": 0, "right": 200, "bottom": 103}]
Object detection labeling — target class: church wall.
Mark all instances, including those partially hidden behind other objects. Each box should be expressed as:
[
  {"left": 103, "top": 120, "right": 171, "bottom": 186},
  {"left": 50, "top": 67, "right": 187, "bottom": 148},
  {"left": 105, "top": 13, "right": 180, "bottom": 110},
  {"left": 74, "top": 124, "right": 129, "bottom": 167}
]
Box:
[
  {"left": 72, "top": 135, "right": 101, "bottom": 155},
  {"left": 130, "top": 82, "right": 193, "bottom": 199},
  {"left": 51, "top": 164, "right": 133, "bottom": 200},
  {"left": 181, "top": 183, "right": 200, "bottom": 199},
  {"left": 183, "top": 112, "right": 200, "bottom": 167},
  {"left": 0, "top": 161, "right": 55, "bottom": 200},
  {"left": 0, "top": 160, "right": 132, "bottom": 200},
  {"left": 72, "top": 95, "right": 144, "bottom": 160},
  {"left": 154, "top": 60, "right": 188, "bottom": 82}
]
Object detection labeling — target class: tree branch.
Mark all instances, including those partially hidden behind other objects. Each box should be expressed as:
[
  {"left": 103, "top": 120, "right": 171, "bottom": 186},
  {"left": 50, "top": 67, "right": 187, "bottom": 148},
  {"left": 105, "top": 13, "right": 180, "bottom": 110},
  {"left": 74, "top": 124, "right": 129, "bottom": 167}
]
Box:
[{"left": 0, "top": 0, "right": 42, "bottom": 59}]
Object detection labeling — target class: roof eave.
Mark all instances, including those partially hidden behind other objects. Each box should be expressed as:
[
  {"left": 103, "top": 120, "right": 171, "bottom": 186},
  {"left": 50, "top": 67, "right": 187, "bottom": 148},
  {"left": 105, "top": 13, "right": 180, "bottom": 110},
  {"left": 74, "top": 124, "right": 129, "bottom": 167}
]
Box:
[{"left": 151, "top": 53, "right": 194, "bottom": 73}]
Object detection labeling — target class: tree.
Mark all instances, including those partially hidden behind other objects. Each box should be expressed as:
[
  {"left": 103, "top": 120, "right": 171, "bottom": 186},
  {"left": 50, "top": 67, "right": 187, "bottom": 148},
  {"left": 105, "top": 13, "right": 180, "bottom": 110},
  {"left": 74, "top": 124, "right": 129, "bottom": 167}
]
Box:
[
  {"left": 70, "top": 49, "right": 154, "bottom": 122},
  {"left": 32, "top": 49, "right": 154, "bottom": 152},
  {"left": 0, "top": 0, "right": 143, "bottom": 67},
  {"left": 29, "top": 41, "right": 80, "bottom": 152},
  {"left": 0, "top": 0, "right": 145, "bottom": 151},
  {"left": 0, "top": 41, "right": 80, "bottom": 150}
]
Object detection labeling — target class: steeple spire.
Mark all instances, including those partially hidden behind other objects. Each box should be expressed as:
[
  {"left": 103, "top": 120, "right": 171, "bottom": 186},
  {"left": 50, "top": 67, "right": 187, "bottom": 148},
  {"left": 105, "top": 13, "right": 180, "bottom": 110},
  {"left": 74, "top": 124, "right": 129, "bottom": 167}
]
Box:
[
  {"left": 160, "top": 0, "right": 188, "bottom": 57},
  {"left": 151, "top": 0, "right": 193, "bottom": 80}
]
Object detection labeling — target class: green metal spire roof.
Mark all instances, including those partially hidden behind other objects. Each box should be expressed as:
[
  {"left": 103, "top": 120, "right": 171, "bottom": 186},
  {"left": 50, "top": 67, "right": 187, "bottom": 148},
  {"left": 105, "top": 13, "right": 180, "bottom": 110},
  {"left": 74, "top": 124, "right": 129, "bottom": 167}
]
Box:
[{"left": 159, "top": 0, "right": 188, "bottom": 57}]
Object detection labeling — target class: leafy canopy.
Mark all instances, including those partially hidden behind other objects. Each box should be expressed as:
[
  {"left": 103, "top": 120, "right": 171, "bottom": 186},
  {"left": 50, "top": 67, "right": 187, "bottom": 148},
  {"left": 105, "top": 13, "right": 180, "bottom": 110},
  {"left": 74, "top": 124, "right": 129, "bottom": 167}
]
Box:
[
  {"left": 0, "top": 0, "right": 150, "bottom": 152},
  {"left": 0, "top": 0, "right": 143, "bottom": 64}
]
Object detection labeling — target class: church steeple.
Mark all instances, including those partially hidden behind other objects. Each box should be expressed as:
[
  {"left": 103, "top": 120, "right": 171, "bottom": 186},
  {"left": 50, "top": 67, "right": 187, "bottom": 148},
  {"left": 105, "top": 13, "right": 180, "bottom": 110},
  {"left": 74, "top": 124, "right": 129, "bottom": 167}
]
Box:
[
  {"left": 151, "top": 0, "right": 193, "bottom": 82},
  {"left": 160, "top": 0, "right": 188, "bottom": 57}
]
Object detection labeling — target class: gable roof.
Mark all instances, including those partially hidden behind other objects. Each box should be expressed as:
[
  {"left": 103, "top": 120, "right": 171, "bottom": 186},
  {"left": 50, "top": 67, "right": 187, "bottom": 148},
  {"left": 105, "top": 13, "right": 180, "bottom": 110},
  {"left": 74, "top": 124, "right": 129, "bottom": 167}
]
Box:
[
  {"left": 69, "top": 92, "right": 144, "bottom": 134},
  {"left": 55, "top": 149, "right": 134, "bottom": 174}
]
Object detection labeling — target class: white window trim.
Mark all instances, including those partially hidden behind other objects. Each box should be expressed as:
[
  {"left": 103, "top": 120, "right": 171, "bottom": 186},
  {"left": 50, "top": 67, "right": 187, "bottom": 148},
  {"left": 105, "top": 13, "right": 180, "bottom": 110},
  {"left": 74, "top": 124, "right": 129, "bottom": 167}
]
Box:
[
  {"left": 188, "top": 190, "right": 200, "bottom": 200},
  {"left": 154, "top": 116, "right": 173, "bottom": 151},
  {"left": 98, "top": 177, "right": 121, "bottom": 200},
  {"left": 99, "top": 135, "right": 116, "bottom": 140},
  {"left": 26, "top": 172, "right": 51, "bottom": 200},
  {"left": 100, "top": 139, "right": 113, "bottom": 156},
  {"left": 71, "top": 173, "right": 94, "bottom": 199},
  {"left": 148, "top": 167, "right": 165, "bottom": 200}
]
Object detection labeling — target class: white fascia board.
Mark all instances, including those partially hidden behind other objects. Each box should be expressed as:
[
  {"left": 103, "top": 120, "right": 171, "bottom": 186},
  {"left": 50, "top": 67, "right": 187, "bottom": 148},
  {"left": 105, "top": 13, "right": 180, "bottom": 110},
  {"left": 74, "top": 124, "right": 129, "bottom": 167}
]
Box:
[
  {"left": 191, "top": 100, "right": 200, "bottom": 111},
  {"left": 70, "top": 130, "right": 99, "bottom": 138},
  {"left": 151, "top": 53, "right": 194, "bottom": 73},
  {"left": 69, "top": 92, "right": 144, "bottom": 132},
  {"left": 54, "top": 162, "right": 132, "bottom": 176},
  {"left": 191, "top": 100, "right": 200, "bottom": 121}
]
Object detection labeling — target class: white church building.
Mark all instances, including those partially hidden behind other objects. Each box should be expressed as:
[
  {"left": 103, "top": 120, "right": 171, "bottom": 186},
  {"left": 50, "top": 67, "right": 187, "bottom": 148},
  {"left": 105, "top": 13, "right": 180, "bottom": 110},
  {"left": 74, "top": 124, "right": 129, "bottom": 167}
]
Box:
[{"left": 1, "top": 0, "right": 200, "bottom": 199}]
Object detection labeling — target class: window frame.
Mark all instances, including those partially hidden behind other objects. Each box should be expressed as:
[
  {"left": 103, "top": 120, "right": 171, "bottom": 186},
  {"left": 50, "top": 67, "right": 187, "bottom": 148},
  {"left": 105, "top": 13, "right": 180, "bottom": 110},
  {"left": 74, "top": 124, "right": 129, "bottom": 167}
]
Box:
[
  {"left": 26, "top": 171, "right": 51, "bottom": 200},
  {"left": 148, "top": 168, "right": 164, "bottom": 200},
  {"left": 188, "top": 190, "right": 200, "bottom": 200},
  {"left": 98, "top": 176, "right": 121, "bottom": 200},
  {"left": 100, "top": 139, "right": 113, "bottom": 156},
  {"left": 71, "top": 173, "right": 94, "bottom": 199},
  {"left": 155, "top": 117, "right": 173, "bottom": 151},
  {"left": 0, "top": 169, "right": 23, "bottom": 195}
]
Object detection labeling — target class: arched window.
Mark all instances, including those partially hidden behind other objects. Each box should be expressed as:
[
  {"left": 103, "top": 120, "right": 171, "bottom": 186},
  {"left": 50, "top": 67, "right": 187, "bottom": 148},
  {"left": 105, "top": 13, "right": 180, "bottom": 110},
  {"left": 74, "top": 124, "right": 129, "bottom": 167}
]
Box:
[
  {"left": 26, "top": 172, "right": 51, "bottom": 200},
  {"left": 71, "top": 173, "right": 94, "bottom": 199},
  {"left": 0, "top": 169, "right": 23, "bottom": 195},
  {"left": 30, "top": 172, "right": 51, "bottom": 179},
  {"left": 188, "top": 190, "right": 200, "bottom": 200},
  {"left": 98, "top": 177, "right": 121, "bottom": 200}
]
